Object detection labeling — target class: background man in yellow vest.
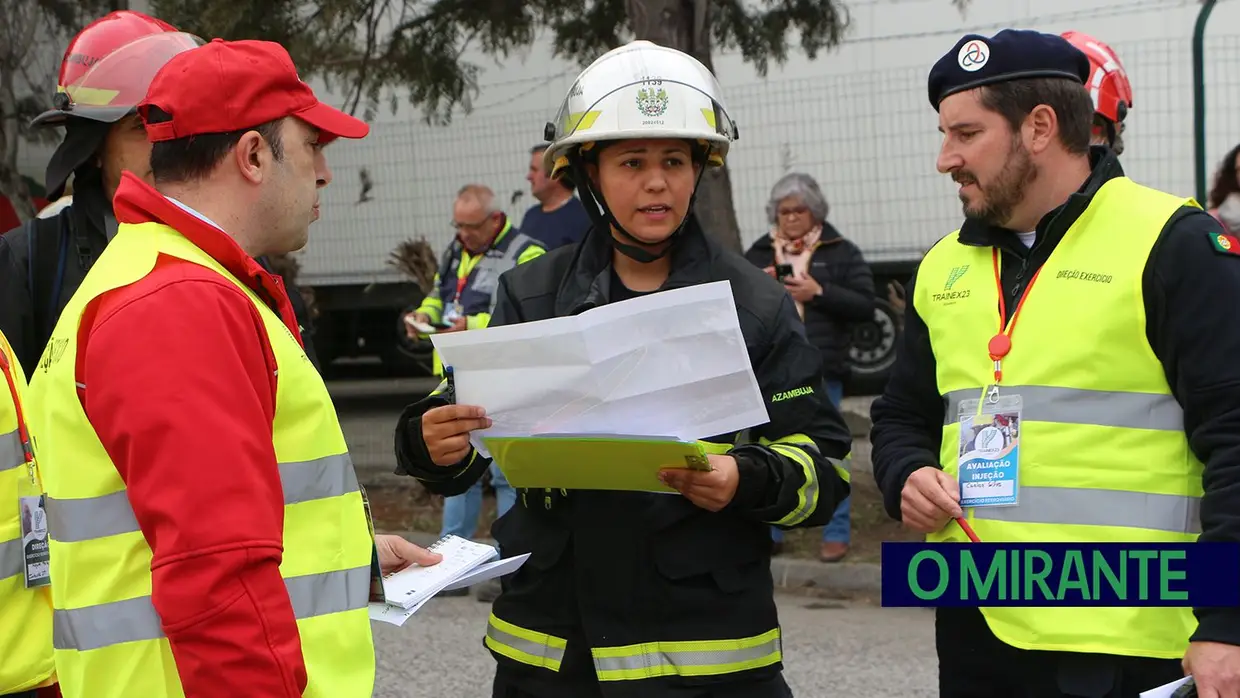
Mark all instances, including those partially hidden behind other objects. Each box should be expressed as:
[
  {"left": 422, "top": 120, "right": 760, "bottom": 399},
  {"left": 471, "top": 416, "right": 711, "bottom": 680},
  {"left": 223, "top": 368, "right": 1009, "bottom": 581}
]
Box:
[
  {"left": 26, "top": 38, "right": 441, "bottom": 697},
  {"left": 0, "top": 329, "right": 55, "bottom": 698},
  {"left": 405, "top": 183, "right": 543, "bottom": 601},
  {"left": 870, "top": 29, "right": 1240, "bottom": 698}
]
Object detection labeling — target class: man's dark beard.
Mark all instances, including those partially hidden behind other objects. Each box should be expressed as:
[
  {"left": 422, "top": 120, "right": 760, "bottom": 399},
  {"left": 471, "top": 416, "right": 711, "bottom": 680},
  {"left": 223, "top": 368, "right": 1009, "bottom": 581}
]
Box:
[{"left": 956, "top": 139, "right": 1039, "bottom": 227}]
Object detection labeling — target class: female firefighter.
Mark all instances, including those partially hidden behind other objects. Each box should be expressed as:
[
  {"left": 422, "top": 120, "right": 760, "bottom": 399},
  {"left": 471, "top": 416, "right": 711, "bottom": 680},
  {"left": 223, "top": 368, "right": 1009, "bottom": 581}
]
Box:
[{"left": 394, "top": 40, "right": 853, "bottom": 698}]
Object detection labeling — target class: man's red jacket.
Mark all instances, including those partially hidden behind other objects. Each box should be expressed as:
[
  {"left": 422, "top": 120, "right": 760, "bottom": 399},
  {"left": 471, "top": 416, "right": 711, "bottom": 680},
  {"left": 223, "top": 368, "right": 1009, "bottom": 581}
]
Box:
[{"left": 78, "top": 172, "right": 314, "bottom": 696}]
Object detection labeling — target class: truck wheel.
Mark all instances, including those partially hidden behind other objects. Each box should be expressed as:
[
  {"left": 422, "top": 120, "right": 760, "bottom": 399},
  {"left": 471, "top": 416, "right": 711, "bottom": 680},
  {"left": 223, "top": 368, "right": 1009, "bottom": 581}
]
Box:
[{"left": 846, "top": 298, "right": 901, "bottom": 396}]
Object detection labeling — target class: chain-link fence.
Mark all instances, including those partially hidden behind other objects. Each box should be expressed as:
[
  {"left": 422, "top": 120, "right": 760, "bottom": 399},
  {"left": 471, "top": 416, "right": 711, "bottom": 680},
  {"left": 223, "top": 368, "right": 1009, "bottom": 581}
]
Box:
[{"left": 304, "top": 33, "right": 1240, "bottom": 285}]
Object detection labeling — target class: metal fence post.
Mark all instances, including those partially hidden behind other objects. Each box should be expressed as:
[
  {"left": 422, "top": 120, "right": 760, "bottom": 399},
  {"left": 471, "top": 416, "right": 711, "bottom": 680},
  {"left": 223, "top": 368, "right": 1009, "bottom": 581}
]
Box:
[{"left": 1193, "top": 0, "right": 1218, "bottom": 204}]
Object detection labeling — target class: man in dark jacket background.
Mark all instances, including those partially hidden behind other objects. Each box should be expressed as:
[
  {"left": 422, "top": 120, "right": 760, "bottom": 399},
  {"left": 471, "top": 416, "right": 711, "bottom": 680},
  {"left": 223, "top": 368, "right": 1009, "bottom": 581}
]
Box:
[
  {"left": 745, "top": 172, "right": 875, "bottom": 562},
  {"left": 0, "top": 10, "right": 321, "bottom": 376}
]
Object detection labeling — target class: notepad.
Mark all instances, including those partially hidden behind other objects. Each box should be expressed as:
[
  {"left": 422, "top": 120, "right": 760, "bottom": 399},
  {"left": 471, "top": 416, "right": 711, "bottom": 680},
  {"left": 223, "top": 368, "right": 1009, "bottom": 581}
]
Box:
[
  {"left": 482, "top": 434, "right": 713, "bottom": 493},
  {"left": 368, "top": 535, "right": 530, "bottom": 627}
]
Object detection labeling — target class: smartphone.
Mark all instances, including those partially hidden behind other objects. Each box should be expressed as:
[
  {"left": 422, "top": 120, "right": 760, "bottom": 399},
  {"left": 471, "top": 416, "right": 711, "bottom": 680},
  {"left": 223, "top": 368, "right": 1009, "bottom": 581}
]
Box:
[{"left": 775, "top": 263, "right": 794, "bottom": 282}]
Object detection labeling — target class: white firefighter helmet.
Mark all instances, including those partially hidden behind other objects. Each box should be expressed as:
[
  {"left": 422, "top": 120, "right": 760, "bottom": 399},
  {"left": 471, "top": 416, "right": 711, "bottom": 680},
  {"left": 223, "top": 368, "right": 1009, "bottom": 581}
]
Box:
[{"left": 542, "top": 40, "right": 738, "bottom": 180}]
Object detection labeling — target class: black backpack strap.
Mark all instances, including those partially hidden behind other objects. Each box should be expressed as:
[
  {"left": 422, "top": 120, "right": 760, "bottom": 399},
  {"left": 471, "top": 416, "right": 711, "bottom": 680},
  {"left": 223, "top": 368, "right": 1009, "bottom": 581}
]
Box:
[{"left": 23, "top": 214, "right": 74, "bottom": 345}]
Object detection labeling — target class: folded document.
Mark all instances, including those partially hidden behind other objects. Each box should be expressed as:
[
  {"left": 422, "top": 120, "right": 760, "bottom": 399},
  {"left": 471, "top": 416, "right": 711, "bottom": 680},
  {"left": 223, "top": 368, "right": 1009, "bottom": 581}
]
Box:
[
  {"left": 481, "top": 433, "right": 714, "bottom": 493},
  {"left": 368, "top": 535, "right": 530, "bottom": 626},
  {"left": 430, "top": 280, "right": 770, "bottom": 465}
]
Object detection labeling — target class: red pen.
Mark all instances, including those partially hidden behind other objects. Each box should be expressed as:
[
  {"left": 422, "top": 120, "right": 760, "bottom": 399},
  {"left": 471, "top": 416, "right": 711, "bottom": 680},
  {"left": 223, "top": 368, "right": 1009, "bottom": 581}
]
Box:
[{"left": 955, "top": 516, "right": 981, "bottom": 543}]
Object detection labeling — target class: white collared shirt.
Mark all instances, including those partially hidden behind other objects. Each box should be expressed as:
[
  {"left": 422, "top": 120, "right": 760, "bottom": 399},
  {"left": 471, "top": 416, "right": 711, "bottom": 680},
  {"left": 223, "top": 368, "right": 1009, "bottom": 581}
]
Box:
[{"left": 164, "top": 195, "right": 226, "bottom": 232}]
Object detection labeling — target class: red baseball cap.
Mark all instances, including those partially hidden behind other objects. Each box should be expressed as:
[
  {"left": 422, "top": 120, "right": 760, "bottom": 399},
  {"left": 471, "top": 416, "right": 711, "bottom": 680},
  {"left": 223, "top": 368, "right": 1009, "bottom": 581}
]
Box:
[{"left": 139, "top": 38, "right": 369, "bottom": 143}]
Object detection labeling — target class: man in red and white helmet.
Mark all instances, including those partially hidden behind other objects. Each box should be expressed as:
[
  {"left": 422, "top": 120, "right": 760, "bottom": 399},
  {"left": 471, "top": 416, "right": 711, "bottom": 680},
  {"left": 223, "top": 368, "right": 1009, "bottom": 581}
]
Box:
[
  {"left": 0, "top": 11, "right": 202, "bottom": 375},
  {"left": 0, "top": 10, "right": 319, "bottom": 378},
  {"left": 1061, "top": 31, "right": 1134, "bottom": 156}
]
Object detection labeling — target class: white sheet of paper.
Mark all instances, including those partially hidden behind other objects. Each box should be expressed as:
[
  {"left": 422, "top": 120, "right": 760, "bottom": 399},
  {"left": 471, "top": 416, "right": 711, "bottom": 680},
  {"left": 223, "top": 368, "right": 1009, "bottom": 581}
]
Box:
[
  {"left": 1139, "top": 676, "right": 1192, "bottom": 698},
  {"left": 381, "top": 535, "right": 498, "bottom": 610},
  {"left": 440, "top": 552, "right": 531, "bottom": 591},
  {"left": 368, "top": 597, "right": 429, "bottom": 627},
  {"left": 430, "top": 281, "right": 769, "bottom": 457},
  {"left": 368, "top": 553, "right": 531, "bottom": 627}
]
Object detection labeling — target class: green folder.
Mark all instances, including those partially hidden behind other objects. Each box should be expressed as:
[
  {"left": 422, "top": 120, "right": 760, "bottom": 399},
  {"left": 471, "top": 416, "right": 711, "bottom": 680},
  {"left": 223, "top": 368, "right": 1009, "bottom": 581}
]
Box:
[{"left": 481, "top": 434, "right": 714, "bottom": 493}]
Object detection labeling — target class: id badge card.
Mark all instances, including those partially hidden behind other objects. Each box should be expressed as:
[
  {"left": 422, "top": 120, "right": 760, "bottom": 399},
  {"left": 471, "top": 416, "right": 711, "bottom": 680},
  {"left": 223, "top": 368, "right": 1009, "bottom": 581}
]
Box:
[
  {"left": 17, "top": 468, "right": 50, "bottom": 588},
  {"left": 956, "top": 392, "right": 1022, "bottom": 508},
  {"left": 444, "top": 303, "right": 463, "bottom": 324}
]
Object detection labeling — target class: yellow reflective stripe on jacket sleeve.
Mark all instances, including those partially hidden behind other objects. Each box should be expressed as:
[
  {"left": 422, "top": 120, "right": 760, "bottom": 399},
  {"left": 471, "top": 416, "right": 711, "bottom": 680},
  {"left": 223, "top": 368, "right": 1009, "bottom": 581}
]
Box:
[
  {"left": 767, "top": 444, "right": 818, "bottom": 526},
  {"left": 452, "top": 450, "right": 479, "bottom": 478},
  {"left": 416, "top": 275, "right": 445, "bottom": 323},
  {"left": 696, "top": 440, "right": 732, "bottom": 456},
  {"left": 829, "top": 453, "right": 850, "bottom": 484},
  {"left": 591, "top": 628, "right": 782, "bottom": 681},
  {"left": 757, "top": 434, "right": 821, "bottom": 526},
  {"left": 429, "top": 380, "right": 449, "bottom": 397},
  {"left": 484, "top": 613, "right": 567, "bottom": 672},
  {"left": 516, "top": 245, "right": 546, "bottom": 265}
]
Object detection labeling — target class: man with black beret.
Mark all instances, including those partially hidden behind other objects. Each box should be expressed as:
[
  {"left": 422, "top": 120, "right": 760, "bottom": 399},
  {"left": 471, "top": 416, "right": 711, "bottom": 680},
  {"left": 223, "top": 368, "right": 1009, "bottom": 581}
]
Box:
[{"left": 871, "top": 28, "right": 1240, "bottom": 697}]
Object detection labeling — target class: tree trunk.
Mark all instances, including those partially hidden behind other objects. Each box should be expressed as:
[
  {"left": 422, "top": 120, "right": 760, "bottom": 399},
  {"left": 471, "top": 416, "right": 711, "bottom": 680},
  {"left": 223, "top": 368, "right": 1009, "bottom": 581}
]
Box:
[{"left": 624, "top": 0, "right": 744, "bottom": 254}]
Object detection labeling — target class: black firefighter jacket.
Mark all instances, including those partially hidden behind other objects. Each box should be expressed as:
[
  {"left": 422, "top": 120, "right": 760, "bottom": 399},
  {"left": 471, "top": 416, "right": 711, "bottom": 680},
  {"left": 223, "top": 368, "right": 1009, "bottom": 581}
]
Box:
[
  {"left": 394, "top": 218, "right": 853, "bottom": 698},
  {"left": 0, "top": 175, "right": 321, "bottom": 375}
]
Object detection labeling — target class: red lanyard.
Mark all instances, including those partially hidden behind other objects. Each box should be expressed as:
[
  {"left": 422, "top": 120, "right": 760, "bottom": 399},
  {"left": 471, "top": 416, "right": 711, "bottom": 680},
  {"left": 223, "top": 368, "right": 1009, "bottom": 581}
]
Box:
[
  {"left": 0, "top": 350, "right": 34, "bottom": 469},
  {"left": 452, "top": 247, "right": 487, "bottom": 304},
  {"left": 987, "top": 248, "right": 1044, "bottom": 384}
]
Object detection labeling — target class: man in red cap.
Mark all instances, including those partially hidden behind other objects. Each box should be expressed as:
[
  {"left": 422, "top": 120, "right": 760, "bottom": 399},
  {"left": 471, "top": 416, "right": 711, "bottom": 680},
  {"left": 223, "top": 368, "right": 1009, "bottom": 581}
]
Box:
[{"left": 26, "top": 38, "right": 439, "bottom": 698}]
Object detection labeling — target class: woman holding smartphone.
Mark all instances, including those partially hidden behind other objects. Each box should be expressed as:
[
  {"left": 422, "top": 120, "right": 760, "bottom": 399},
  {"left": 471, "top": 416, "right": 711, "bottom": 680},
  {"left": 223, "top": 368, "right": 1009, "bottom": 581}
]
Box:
[{"left": 744, "top": 172, "right": 876, "bottom": 562}]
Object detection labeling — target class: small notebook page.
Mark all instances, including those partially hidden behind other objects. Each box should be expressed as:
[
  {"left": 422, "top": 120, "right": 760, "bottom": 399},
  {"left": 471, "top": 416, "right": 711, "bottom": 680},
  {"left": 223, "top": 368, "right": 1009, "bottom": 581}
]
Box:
[{"left": 380, "top": 534, "right": 498, "bottom": 610}]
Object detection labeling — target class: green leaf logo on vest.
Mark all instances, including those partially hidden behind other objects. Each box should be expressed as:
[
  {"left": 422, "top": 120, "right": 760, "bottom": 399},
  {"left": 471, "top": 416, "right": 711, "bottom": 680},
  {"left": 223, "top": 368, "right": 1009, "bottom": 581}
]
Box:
[
  {"left": 37, "top": 338, "right": 70, "bottom": 374},
  {"left": 772, "top": 386, "right": 814, "bottom": 402},
  {"left": 932, "top": 265, "right": 971, "bottom": 303},
  {"left": 944, "top": 265, "right": 968, "bottom": 290}
]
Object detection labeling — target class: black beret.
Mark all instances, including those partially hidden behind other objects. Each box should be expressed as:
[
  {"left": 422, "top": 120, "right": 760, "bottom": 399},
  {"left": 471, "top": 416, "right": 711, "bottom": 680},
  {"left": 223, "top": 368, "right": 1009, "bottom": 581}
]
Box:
[{"left": 927, "top": 29, "right": 1092, "bottom": 111}]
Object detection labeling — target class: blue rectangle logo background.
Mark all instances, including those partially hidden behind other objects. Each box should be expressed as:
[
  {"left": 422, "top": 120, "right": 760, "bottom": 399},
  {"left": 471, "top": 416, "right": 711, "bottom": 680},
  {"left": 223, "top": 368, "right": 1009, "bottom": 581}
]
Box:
[{"left": 880, "top": 542, "right": 1240, "bottom": 607}]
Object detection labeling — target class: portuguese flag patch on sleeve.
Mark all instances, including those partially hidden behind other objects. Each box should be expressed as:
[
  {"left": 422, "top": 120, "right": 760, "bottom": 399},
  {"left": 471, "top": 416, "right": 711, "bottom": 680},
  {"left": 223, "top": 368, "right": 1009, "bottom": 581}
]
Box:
[{"left": 1209, "top": 231, "right": 1240, "bottom": 255}]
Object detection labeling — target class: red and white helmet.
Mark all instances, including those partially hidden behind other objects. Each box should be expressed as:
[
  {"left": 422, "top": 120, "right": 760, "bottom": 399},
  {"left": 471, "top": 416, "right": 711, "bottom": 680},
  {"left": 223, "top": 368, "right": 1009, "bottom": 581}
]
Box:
[
  {"left": 31, "top": 10, "right": 203, "bottom": 127},
  {"left": 1061, "top": 31, "right": 1133, "bottom": 125}
]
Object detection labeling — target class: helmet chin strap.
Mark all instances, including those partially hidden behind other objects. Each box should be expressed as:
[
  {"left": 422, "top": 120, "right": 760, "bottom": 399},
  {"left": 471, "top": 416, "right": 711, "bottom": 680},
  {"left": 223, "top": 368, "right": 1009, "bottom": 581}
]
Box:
[{"left": 569, "top": 157, "right": 708, "bottom": 264}]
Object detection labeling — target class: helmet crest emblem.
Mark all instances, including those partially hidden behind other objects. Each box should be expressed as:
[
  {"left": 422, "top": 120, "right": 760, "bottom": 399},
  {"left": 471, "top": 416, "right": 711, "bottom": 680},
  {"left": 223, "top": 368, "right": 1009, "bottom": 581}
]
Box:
[{"left": 636, "top": 87, "right": 669, "bottom": 118}]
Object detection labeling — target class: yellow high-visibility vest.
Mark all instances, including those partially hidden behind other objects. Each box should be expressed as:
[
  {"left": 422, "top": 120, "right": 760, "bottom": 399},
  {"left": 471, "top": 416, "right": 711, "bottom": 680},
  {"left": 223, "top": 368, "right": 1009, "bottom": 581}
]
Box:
[
  {"left": 26, "top": 221, "right": 376, "bottom": 697},
  {"left": 0, "top": 330, "right": 56, "bottom": 695},
  {"left": 914, "top": 176, "right": 1203, "bottom": 659}
]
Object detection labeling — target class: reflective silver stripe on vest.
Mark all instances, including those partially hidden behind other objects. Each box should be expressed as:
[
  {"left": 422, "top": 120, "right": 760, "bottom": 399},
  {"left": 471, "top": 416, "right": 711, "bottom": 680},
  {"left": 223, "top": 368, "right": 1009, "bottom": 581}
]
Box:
[
  {"left": 47, "top": 453, "right": 358, "bottom": 543},
  {"left": 53, "top": 564, "right": 371, "bottom": 652},
  {"left": 47, "top": 490, "right": 139, "bottom": 543},
  {"left": 280, "top": 454, "right": 360, "bottom": 505},
  {"left": 592, "top": 635, "right": 783, "bottom": 679},
  {"left": 943, "top": 386, "right": 1183, "bottom": 431},
  {"left": 0, "top": 537, "right": 22, "bottom": 580},
  {"left": 972, "top": 486, "right": 1201, "bottom": 534},
  {"left": 1, "top": 429, "right": 22, "bottom": 472}
]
